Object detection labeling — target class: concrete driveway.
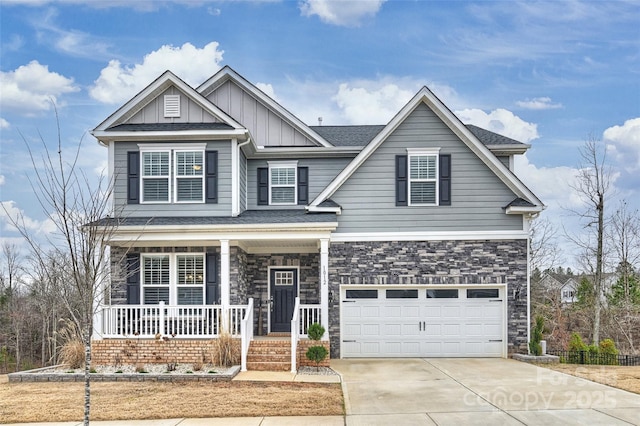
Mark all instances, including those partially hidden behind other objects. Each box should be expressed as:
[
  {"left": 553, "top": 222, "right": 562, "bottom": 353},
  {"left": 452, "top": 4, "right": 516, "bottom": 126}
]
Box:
[{"left": 331, "top": 358, "right": 640, "bottom": 425}]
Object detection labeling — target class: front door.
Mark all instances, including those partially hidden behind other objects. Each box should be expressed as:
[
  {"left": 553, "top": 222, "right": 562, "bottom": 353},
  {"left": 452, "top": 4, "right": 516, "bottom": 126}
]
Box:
[{"left": 270, "top": 268, "right": 298, "bottom": 333}]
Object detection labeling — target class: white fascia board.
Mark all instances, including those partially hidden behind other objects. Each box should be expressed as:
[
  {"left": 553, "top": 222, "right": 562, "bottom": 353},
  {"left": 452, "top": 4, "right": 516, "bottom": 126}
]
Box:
[
  {"left": 197, "top": 66, "right": 333, "bottom": 148},
  {"left": 306, "top": 206, "right": 342, "bottom": 214},
  {"left": 329, "top": 230, "right": 529, "bottom": 242},
  {"left": 506, "top": 205, "right": 545, "bottom": 215},
  {"left": 310, "top": 86, "right": 544, "bottom": 209},
  {"left": 92, "top": 71, "right": 245, "bottom": 136},
  {"left": 93, "top": 129, "right": 249, "bottom": 143},
  {"left": 486, "top": 144, "right": 530, "bottom": 155},
  {"left": 107, "top": 228, "right": 336, "bottom": 244},
  {"left": 249, "top": 146, "right": 361, "bottom": 159}
]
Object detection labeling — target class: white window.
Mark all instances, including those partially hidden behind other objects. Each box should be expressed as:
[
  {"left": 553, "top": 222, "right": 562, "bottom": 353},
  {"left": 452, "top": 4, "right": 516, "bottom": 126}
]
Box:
[
  {"left": 139, "top": 144, "right": 206, "bottom": 203},
  {"left": 269, "top": 161, "right": 297, "bottom": 205},
  {"left": 408, "top": 149, "right": 439, "bottom": 205},
  {"left": 142, "top": 254, "right": 205, "bottom": 305},
  {"left": 142, "top": 151, "right": 170, "bottom": 203},
  {"left": 164, "top": 95, "right": 181, "bottom": 118},
  {"left": 274, "top": 270, "right": 294, "bottom": 286},
  {"left": 175, "top": 151, "right": 204, "bottom": 202}
]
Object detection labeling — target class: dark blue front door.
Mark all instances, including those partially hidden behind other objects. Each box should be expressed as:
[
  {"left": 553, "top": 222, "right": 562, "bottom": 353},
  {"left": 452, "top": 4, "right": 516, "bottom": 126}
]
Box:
[{"left": 270, "top": 269, "right": 298, "bottom": 333}]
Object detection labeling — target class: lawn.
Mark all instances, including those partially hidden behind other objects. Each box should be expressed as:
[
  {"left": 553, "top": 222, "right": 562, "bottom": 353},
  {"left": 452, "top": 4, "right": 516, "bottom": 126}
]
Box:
[
  {"left": 0, "top": 375, "right": 344, "bottom": 423},
  {"left": 540, "top": 363, "right": 640, "bottom": 394}
]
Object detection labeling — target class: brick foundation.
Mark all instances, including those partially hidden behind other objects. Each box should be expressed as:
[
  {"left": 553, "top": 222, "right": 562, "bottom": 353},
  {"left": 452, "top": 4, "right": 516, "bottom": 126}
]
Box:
[
  {"left": 91, "top": 338, "right": 240, "bottom": 367},
  {"left": 296, "top": 339, "right": 331, "bottom": 368}
]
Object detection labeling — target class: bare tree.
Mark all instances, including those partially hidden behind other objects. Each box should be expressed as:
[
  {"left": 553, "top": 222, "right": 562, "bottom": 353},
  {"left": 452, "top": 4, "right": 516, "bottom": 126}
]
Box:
[
  {"left": 3, "top": 121, "right": 117, "bottom": 425},
  {"left": 0, "top": 243, "right": 25, "bottom": 370},
  {"left": 567, "top": 136, "right": 613, "bottom": 345}
]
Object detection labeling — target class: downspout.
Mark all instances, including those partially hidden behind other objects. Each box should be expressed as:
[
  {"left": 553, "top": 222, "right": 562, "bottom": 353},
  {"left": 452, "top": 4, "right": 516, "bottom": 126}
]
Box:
[{"left": 232, "top": 136, "right": 252, "bottom": 217}]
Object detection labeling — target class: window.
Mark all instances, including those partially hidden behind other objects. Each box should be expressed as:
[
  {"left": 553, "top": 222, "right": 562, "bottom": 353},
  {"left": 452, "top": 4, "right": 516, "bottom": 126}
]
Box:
[
  {"left": 427, "top": 289, "right": 459, "bottom": 299},
  {"left": 142, "top": 254, "right": 205, "bottom": 305},
  {"left": 409, "top": 150, "right": 438, "bottom": 205},
  {"left": 270, "top": 163, "right": 297, "bottom": 204},
  {"left": 138, "top": 145, "right": 207, "bottom": 203},
  {"left": 274, "top": 270, "right": 295, "bottom": 286},
  {"left": 142, "top": 151, "right": 170, "bottom": 202},
  {"left": 345, "top": 289, "right": 378, "bottom": 299},
  {"left": 386, "top": 289, "right": 418, "bottom": 299},
  {"left": 467, "top": 288, "right": 499, "bottom": 299},
  {"left": 175, "top": 151, "right": 204, "bottom": 202}
]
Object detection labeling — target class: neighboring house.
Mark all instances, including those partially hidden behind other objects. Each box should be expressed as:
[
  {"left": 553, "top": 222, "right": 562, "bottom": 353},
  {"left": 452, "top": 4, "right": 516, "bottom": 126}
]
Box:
[
  {"left": 537, "top": 272, "right": 616, "bottom": 305},
  {"left": 90, "top": 66, "right": 543, "bottom": 370},
  {"left": 561, "top": 278, "right": 579, "bottom": 304}
]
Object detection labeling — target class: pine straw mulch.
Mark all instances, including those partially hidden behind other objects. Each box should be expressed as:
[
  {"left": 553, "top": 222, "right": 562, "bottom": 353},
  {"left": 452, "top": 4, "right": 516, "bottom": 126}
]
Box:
[
  {"left": 0, "top": 375, "right": 344, "bottom": 423},
  {"left": 538, "top": 363, "right": 640, "bottom": 394}
]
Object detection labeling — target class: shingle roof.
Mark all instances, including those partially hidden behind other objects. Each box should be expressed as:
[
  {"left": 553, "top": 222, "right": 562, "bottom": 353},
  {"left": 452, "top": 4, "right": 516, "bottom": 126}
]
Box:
[
  {"left": 107, "top": 123, "right": 234, "bottom": 132},
  {"left": 504, "top": 198, "right": 536, "bottom": 208},
  {"left": 310, "top": 125, "right": 385, "bottom": 147},
  {"left": 90, "top": 209, "right": 337, "bottom": 227},
  {"left": 307, "top": 124, "right": 527, "bottom": 148}
]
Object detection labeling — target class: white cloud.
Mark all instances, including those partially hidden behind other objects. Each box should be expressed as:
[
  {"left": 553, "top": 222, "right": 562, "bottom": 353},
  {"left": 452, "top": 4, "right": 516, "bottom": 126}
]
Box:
[
  {"left": 333, "top": 82, "right": 415, "bottom": 124},
  {"left": 0, "top": 200, "right": 57, "bottom": 236},
  {"left": 89, "top": 42, "right": 224, "bottom": 104},
  {"left": 0, "top": 61, "right": 79, "bottom": 113},
  {"left": 0, "top": 175, "right": 5, "bottom": 186},
  {"left": 300, "top": 0, "right": 385, "bottom": 27},
  {"left": 0, "top": 118, "right": 9, "bottom": 129},
  {"left": 256, "top": 82, "right": 278, "bottom": 102},
  {"left": 516, "top": 97, "right": 563, "bottom": 110},
  {"left": 456, "top": 108, "right": 539, "bottom": 143},
  {"left": 603, "top": 117, "right": 640, "bottom": 170}
]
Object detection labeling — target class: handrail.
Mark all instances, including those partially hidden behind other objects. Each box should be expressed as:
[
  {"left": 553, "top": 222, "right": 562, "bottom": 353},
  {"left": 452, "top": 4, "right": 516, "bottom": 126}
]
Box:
[
  {"left": 240, "top": 298, "right": 254, "bottom": 372},
  {"left": 290, "top": 297, "right": 301, "bottom": 373}
]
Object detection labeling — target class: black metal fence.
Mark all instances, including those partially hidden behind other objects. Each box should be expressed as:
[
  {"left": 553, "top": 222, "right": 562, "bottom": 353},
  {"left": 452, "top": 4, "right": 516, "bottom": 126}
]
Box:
[{"left": 547, "top": 349, "right": 640, "bottom": 366}]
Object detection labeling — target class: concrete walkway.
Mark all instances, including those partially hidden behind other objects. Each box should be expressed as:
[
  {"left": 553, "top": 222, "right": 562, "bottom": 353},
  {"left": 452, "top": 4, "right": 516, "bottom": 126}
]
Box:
[
  {"left": 332, "top": 358, "right": 640, "bottom": 425},
  {"left": 5, "top": 359, "right": 640, "bottom": 425}
]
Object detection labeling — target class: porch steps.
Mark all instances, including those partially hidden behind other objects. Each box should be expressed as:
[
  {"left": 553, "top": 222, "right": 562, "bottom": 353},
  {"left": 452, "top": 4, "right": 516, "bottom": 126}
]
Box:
[{"left": 246, "top": 339, "right": 291, "bottom": 371}]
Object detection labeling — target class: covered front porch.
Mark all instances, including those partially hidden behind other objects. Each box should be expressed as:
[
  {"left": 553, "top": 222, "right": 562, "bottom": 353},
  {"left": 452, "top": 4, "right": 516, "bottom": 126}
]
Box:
[{"left": 92, "top": 213, "right": 336, "bottom": 372}]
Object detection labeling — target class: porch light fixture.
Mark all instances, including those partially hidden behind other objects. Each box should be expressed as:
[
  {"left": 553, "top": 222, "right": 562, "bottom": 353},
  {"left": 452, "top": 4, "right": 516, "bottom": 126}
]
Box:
[{"left": 329, "top": 290, "right": 334, "bottom": 303}]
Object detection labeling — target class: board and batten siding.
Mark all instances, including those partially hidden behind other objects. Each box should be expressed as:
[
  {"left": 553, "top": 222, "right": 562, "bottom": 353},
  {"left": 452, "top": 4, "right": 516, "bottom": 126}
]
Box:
[
  {"left": 332, "top": 103, "right": 524, "bottom": 233},
  {"left": 246, "top": 157, "right": 353, "bottom": 210},
  {"left": 112, "top": 140, "right": 233, "bottom": 217},
  {"left": 205, "top": 80, "right": 317, "bottom": 147},
  {"left": 127, "top": 87, "right": 221, "bottom": 124}
]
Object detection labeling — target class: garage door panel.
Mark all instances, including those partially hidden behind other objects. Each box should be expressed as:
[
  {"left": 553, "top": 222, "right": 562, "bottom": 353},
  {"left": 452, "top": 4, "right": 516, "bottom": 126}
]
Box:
[{"left": 341, "top": 287, "right": 504, "bottom": 358}]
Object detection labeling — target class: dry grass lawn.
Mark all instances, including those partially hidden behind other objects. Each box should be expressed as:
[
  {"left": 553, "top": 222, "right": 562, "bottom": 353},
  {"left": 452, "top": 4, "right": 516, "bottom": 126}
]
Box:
[
  {"left": 0, "top": 375, "right": 343, "bottom": 423},
  {"left": 540, "top": 363, "right": 640, "bottom": 394}
]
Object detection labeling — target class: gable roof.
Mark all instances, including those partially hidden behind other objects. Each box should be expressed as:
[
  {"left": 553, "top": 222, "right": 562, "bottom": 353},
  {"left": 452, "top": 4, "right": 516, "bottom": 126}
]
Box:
[
  {"left": 92, "top": 71, "right": 248, "bottom": 144},
  {"left": 197, "top": 66, "right": 333, "bottom": 148},
  {"left": 309, "top": 86, "right": 544, "bottom": 212}
]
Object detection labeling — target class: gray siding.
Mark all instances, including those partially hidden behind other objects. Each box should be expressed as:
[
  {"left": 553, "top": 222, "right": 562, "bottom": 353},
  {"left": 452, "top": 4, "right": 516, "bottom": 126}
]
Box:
[
  {"left": 497, "top": 155, "right": 510, "bottom": 169},
  {"left": 113, "top": 140, "right": 233, "bottom": 217},
  {"left": 246, "top": 157, "right": 352, "bottom": 209},
  {"left": 332, "top": 103, "right": 523, "bottom": 232},
  {"left": 206, "top": 80, "right": 318, "bottom": 147},
  {"left": 128, "top": 87, "right": 221, "bottom": 124}
]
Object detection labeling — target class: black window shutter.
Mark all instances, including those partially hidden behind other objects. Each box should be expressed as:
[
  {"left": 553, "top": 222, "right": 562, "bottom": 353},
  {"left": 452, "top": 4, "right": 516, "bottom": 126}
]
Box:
[
  {"left": 127, "top": 151, "right": 140, "bottom": 204},
  {"left": 205, "top": 150, "right": 218, "bottom": 204},
  {"left": 126, "top": 253, "right": 140, "bottom": 304},
  {"left": 257, "top": 167, "right": 269, "bottom": 205},
  {"left": 439, "top": 154, "right": 451, "bottom": 206},
  {"left": 396, "top": 155, "right": 408, "bottom": 206},
  {"left": 206, "top": 253, "right": 219, "bottom": 305},
  {"left": 297, "top": 167, "right": 309, "bottom": 205}
]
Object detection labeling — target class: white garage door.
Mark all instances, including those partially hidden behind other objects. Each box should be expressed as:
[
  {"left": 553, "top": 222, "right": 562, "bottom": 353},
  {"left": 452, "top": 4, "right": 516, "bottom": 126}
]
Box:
[{"left": 341, "top": 286, "right": 505, "bottom": 358}]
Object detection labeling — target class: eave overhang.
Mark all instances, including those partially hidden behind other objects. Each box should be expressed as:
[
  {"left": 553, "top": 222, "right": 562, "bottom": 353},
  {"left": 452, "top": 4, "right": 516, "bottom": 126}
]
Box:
[{"left": 93, "top": 129, "right": 250, "bottom": 145}]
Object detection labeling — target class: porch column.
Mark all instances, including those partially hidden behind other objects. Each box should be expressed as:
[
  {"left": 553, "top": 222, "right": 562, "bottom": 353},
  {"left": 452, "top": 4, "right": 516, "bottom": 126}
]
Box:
[
  {"left": 220, "top": 239, "right": 230, "bottom": 332},
  {"left": 320, "top": 238, "right": 329, "bottom": 340}
]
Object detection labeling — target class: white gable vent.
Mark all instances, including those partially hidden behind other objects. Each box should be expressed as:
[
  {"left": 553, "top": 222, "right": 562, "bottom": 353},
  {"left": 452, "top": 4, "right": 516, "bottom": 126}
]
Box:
[{"left": 164, "top": 94, "right": 181, "bottom": 118}]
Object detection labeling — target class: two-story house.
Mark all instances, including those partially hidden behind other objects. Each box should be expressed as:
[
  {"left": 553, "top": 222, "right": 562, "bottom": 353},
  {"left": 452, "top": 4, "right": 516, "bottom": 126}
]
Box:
[{"left": 91, "top": 66, "right": 543, "bottom": 371}]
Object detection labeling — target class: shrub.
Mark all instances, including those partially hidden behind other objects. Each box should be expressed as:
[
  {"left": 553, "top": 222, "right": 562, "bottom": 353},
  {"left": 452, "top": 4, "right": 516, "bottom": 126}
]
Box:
[
  {"left": 307, "top": 323, "right": 325, "bottom": 341},
  {"left": 211, "top": 333, "right": 239, "bottom": 367},
  {"left": 59, "top": 340, "right": 85, "bottom": 369},
  {"left": 306, "top": 345, "right": 328, "bottom": 371},
  {"left": 529, "top": 315, "right": 544, "bottom": 356},
  {"left": 568, "top": 333, "right": 587, "bottom": 351},
  {"left": 599, "top": 339, "right": 619, "bottom": 365}
]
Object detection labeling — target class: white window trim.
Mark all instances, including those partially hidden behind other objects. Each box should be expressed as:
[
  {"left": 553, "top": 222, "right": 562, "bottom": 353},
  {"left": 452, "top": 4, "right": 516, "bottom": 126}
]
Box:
[
  {"left": 407, "top": 148, "right": 440, "bottom": 207},
  {"left": 138, "top": 144, "right": 207, "bottom": 204},
  {"left": 141, "top": 253, "right": 205, "bottom": 306},
  {"left": 174, "top": 149, "right": 205, "bottom": 204},
  {"left": 268, "top": 160, "right": 298, "bottom": 206},
  {"left": 140, "top": 149, "right": 171, "bottom": 204}
]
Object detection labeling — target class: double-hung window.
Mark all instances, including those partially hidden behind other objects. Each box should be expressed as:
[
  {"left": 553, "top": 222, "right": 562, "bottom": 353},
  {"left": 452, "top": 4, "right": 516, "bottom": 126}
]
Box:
[
  {"left": 269, "top": 161, "right": 297, "bottom": 205},
  {"left": 138, "top": 144, "right": 206, "bottom": 203},
  {"left": 141, "top": 253, "right": 205, "bottom": 305},
  {"left": 408, "top": 149, "right": 439, "bottom": 206}
]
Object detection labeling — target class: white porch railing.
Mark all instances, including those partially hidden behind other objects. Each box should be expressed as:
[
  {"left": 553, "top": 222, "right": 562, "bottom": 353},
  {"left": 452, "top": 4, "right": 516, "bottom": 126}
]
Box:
[
  {"left": 98, "top": 302, "right": 247, "bottom": 339},
  {"left": 240, "top": 298, "right": 254, "bottom": 372},
  {"left": 290, "top": 297, "right": 301, "bottom": 373},
  {"left": 298, "top": 304, "right": 321, "bottom": 337}
]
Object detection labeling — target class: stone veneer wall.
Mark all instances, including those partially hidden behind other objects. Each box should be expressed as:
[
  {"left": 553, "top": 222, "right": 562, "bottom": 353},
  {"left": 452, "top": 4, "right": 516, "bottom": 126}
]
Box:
[
  {"left": 91, "top": 338, "right": 240, "bottom": 366},
  {"left": 327, "top": 240, "right": 528, "bottom": 358},
  {"left": 230, "top": 247, "right": 249, "bottom": 305},
  {"left": 244, "top": 253, "right": 319, "bottom": 336}
]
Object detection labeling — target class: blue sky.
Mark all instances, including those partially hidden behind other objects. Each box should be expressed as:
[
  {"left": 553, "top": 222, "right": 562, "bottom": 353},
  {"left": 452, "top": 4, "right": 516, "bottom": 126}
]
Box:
[{"left": 1, "top": 0, "right": 639, "bottom": 269}]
